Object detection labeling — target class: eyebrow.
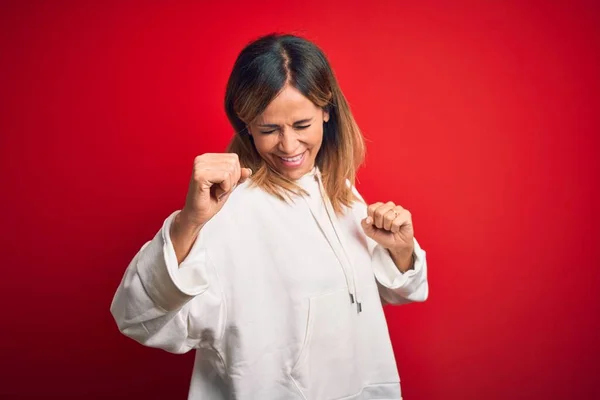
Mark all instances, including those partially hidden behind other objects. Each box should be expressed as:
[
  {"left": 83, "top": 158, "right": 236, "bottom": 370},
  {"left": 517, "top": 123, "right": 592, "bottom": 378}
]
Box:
[{"left": 258, "top": 118, "right": 314, "bottom": 128}]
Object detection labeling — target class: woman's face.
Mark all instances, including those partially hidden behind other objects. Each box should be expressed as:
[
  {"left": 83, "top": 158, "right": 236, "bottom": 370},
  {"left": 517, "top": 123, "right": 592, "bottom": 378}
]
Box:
[{"left": 248, "top": 84, "right": 329, "bottom": 180}]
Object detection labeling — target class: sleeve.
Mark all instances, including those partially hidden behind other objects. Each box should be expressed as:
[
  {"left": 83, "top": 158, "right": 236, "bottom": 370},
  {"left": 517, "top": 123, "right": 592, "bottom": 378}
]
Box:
[
  {"left": 371, "top": 237, "right": 429, "bottom": 305},
  {"left": 350, "top": 183, "right": 429, "bottom": 305},
  {"left": 110, "top": 210, "right": 227, "bottom": 354}
]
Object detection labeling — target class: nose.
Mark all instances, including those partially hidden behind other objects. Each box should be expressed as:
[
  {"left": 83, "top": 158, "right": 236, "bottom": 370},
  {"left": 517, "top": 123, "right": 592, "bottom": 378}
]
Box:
[{"left": 278, "top": 128, "right": 300, "bottom": 154}]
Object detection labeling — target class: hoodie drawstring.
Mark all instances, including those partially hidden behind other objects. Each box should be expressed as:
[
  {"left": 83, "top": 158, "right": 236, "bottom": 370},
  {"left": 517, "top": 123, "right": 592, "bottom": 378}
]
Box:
[{"left": 310, "top": 170, "right": 362, "bottom": 314}]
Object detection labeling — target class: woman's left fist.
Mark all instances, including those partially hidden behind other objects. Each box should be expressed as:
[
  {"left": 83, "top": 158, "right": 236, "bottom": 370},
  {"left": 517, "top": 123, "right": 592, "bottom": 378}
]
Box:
[{"left": 361, "top": 201, "right": 415, "bottom": 260}]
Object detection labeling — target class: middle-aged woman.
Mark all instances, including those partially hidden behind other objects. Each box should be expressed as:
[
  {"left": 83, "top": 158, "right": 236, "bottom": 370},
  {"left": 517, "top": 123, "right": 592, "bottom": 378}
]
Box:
[{"left": 111, "top": 33, "right": 429, "bottom": 400}]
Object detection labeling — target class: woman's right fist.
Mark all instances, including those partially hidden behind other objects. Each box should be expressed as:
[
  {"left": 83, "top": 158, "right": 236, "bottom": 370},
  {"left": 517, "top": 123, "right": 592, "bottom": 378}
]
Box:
[{"left": 178, "top": 153, "right": 252, "bottom": 228}]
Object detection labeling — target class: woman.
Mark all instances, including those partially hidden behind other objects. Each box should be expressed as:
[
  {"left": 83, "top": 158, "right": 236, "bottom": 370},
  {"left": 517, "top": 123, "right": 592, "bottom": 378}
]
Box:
[{"left": 111, "top": 33, "right": 428, "bottom": 400}]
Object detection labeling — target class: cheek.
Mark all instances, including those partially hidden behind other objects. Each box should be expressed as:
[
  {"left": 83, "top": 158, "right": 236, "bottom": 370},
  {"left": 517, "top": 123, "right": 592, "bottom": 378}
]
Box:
[
  {"left": 252, "top": 136, "right": 276, "bottom": 155},
  {"left": 307, "top": 126, "right": 324, "bottom": 148}
]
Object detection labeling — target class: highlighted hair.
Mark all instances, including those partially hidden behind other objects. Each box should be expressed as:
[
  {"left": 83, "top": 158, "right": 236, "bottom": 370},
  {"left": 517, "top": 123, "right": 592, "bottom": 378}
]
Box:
[{"left": 225, "top": 33, "right": 365, "bottom": 214}]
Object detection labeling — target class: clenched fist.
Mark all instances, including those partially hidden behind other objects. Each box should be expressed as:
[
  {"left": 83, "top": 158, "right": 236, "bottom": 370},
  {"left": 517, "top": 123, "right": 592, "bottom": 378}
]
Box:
[
  {"left": 361, "top": 201, "right": 415, "bottom": 272},
  {"left": 179, "top": 153, "right": 252, "bottom": 228}
]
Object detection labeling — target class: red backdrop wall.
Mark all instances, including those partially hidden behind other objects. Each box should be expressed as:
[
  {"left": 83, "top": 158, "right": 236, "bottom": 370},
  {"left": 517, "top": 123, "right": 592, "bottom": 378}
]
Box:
[{"left": 2, "top": 1, "right": 599, "bottom": 399}]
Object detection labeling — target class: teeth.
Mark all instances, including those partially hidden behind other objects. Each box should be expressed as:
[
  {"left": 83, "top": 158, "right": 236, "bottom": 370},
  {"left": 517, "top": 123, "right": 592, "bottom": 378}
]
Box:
[{"left": 281, "top": 153, "right": 303, "bottom": 162}]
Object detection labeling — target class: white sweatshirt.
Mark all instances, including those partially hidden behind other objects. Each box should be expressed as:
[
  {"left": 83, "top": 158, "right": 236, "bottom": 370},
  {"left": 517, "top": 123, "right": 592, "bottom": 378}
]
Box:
[{"left": 111, "top": 168, "right": 428, "bottom": 400}]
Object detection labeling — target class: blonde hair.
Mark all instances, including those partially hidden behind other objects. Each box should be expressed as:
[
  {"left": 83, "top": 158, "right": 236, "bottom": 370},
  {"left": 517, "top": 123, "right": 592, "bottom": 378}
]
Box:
[{"left": 225, "top": 33, "right": 365, "bottom": 214}]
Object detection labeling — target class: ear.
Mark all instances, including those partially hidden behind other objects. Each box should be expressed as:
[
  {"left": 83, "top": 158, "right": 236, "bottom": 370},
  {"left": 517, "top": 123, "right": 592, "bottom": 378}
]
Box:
[{"left": 323, "top": 109, "right": 330, "bottom": 123}]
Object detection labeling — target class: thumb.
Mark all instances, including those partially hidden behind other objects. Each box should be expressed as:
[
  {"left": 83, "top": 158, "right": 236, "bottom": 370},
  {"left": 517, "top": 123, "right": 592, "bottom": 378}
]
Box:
[
  {"left": 361, "top": 216, "right": 377, "bottom": 239},
  {"left": 238, "top": 168, "right": 253, "bottom": 184}
]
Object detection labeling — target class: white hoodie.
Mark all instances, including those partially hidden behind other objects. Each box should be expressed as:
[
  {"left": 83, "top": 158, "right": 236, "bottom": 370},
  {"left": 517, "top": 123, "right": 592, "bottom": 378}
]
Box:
[{"left": 111, "top": 168, "right": 428, "bottom": 400}]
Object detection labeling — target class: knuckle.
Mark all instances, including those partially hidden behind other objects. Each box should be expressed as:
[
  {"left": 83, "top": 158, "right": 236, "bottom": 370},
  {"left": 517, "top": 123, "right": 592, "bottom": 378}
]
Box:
[
  {"left": 192, "top": 168, "right": 204, "bottom": 179},
  {"left": 193, "top": 173, "right": 203, "bottom": 184},
  {"left": 370, "top": 202, "right": 383, "bottom": 210}
]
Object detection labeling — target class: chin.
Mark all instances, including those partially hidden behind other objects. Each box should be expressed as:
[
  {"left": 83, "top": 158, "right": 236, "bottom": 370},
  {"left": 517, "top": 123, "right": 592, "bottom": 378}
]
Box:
[{"left": 282, "top": 170, "right": 307, "bottom": 180}]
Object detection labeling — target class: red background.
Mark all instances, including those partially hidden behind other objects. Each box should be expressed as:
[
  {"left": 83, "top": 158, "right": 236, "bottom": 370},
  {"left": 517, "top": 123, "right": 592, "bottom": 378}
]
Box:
[{"left": 2, "top": 1, "right": 599, "bottom": 399}]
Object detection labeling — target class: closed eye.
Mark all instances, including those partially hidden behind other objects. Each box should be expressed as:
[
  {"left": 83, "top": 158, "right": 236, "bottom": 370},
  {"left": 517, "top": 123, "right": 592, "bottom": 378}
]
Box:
[
  {"left": 257, "top": 118, "right": 313, "bottom": 134},
  {"left": 259, "top": 125, "right": 310, "bottom": 134}
]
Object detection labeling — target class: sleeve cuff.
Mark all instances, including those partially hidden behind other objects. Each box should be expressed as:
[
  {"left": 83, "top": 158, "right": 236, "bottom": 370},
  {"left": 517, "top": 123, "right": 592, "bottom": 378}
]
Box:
[
  {"left": 136, "top": 210, "right": 210, "bottom": 311},
  {"left": 372, "top": 237, "right": 427, "bottom": 290}
]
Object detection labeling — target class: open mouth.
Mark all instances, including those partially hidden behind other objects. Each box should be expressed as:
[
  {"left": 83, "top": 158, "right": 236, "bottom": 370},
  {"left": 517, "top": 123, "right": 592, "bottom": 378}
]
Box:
[{"left": 278, "top": 151, "right": 306, "bottom": 167}]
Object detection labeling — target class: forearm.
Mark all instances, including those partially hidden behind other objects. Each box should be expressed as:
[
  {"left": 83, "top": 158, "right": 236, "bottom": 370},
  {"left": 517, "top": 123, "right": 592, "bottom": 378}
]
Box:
[
  {"left": 388, "top": 248, "right": 415, "bottom": 273},
  {"left": 170, "top": 211, "right": 203, "bottom": 265}
]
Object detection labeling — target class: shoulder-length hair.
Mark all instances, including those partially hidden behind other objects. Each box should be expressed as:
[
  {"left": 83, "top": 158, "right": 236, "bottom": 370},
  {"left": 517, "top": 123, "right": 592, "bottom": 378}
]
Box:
[{"left": 225, "top": 33, "right": 365, "bottom": 214}]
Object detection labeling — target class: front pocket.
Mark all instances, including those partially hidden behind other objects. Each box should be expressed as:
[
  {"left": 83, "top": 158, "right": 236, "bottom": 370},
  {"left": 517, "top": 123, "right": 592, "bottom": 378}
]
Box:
[{"left": 289, "top": 289, "right": 363, "bottom": 400}]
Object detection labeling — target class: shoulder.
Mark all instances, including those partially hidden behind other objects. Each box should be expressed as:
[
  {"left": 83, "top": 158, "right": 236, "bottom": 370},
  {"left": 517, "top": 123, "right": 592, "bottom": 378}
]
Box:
[
  {"left": 229, "top": 178, "right": 263, "bottom": 202},
  {"left": 215, "top": 178, "right": 288, "bottom": 218},
  {"left": 198, "top": 180, "right": 268, "bottom": 240},
  {"left": 213, "top": 179, "right": 266, "bottom": 218},
  {"left": 345, "top": 179, "right": 367, "bottom": 205}
]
